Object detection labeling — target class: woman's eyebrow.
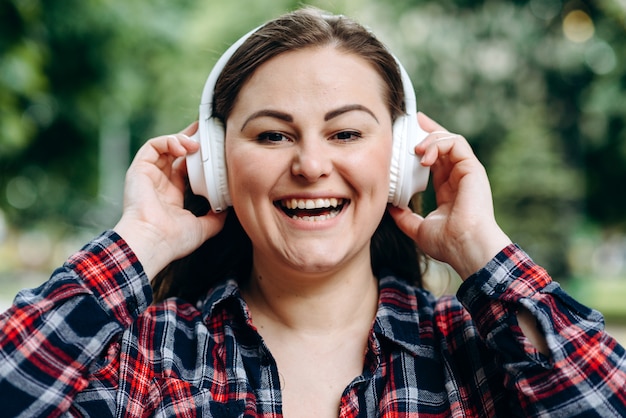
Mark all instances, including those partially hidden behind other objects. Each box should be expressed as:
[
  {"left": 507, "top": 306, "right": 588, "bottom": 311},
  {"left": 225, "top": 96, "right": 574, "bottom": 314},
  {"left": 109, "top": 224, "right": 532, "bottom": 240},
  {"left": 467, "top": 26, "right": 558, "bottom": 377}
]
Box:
[
  {"left": 324, "top": 104, "right": 379, "bottom": 123},
  {"left": 240, "top": 104, "right": 379, "bottom": 132},
  {"left": 241, "top": 110, "right": 293, "bottom": 131}
]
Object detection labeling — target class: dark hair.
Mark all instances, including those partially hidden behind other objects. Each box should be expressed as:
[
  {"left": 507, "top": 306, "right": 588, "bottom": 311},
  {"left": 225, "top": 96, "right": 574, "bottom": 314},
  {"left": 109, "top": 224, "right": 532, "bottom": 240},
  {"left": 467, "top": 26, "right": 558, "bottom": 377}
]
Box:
[
  {"left": 213, "top": 7, "right": 406, "bottom": 123},
  {"left": 152, "top": 7, "right": 425, "bottom": 304}
]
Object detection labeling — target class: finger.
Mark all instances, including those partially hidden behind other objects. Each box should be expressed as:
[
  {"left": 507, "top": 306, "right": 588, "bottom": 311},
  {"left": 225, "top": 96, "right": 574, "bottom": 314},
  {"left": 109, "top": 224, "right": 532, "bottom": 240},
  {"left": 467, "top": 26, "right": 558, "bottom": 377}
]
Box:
[
  {"left": 419, "top": 132, "right": 461, "bottom": 150},
  {"left": 180, "top": 120, "right": 199, "bottom": 136},
  {"left": 420, "top": 133, "right": 473, "bottom": 167},
  {"left": 171, "top": 133, "right": 200, "bottom": 154},
  {"left": 387, "top": 205, "right": 423, "bottom": 242},
  {"left": 195, "top": 210, "right": 229, "bottom": 243},
  {"left": 134, "top": 134, "right": 195, "bottom": 166},
  {"left": 170, "top": 156, "right": 190, "bottom": 191},
  {"left": 174, "top": 122, "right": 201, "bottom": 153},
  {"left": 415, "top": 112, "right": 456, "bottom": 156},
  {"left": 417, "top": 112, "right": 449, "bottom": 133},
  {"left": 415, "top": 131, "right": 459, "bottom": 162}
]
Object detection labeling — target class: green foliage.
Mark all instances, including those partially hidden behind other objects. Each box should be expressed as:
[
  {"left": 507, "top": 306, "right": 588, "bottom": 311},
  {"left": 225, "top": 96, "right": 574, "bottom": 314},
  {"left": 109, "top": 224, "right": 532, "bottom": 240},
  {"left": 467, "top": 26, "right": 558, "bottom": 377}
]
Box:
[
  {"left": 489, "top": 109, "right": 583, "bottom": 275},
  {"left": 362, "top": 0, "right": 626, "bottom": 275},
  {"left": 0, "top": 0, "right": 355, "bottom": 231},
  {"left": 0, "top": 0, "right": 196, "bottom": 229},
  {"left": 1, "top": 0, "right": 626, "bottom": 278}
]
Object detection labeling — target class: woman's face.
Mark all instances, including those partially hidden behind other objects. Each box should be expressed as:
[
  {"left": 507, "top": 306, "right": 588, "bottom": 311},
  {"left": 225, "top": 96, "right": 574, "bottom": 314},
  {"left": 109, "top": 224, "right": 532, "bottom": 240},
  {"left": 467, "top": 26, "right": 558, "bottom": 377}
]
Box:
[{"left": 225, "top": 46, "right": 393, "bottom": 277}]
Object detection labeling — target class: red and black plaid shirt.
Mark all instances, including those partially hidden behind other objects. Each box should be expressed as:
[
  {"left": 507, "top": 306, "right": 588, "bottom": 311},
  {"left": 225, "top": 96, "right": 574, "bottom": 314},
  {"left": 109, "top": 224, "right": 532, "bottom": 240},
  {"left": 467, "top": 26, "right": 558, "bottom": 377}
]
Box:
[{"left": 1, "top": 231, "right": 625, "bottom": 417}]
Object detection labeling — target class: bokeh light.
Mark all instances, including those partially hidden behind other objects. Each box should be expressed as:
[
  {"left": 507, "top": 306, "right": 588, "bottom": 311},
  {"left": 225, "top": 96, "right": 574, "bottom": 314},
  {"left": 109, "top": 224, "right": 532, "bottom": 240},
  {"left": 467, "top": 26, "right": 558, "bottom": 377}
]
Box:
[
  {"left": 529, "top": 0, "right": 562, "bottom": 21},
  {"left": 6, "top": 176, "right": 37, "bottom": 210},
  {"left": 585, "top": 40, "right": 617, "bottom": 75},
  {"left": 563, "top": 10, "right": 594, "bottom": 43}
]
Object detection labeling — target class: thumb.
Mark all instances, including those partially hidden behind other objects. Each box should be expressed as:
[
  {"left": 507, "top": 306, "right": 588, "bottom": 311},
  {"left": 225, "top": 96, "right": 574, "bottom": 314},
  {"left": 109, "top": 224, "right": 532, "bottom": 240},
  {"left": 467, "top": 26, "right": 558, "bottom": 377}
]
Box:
[
  {"left": 196, "top": 210, "right": 229, "bottom": 243},
  {"left": 387, "top": 205, "right": 423, "bottom": 242}
]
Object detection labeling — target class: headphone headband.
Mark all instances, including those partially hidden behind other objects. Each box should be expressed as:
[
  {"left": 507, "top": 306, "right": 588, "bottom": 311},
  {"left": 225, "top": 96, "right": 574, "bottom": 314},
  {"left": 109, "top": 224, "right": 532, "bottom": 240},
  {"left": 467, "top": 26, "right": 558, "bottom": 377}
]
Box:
[{"left": 187, "top": 18, "right": 429, "bottom": 212}]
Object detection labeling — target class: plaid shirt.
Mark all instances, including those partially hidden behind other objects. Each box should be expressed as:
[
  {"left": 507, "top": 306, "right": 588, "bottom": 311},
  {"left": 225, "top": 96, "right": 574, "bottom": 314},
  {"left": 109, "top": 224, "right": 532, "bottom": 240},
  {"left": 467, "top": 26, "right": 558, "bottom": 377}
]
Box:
[{"left": 1, "top": 231, "right": 625, "bottom": 417}]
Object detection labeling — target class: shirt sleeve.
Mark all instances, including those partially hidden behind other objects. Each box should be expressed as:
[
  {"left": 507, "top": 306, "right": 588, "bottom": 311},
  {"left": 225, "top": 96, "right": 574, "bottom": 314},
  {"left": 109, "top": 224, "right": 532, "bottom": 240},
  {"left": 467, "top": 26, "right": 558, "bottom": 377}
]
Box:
[
  {"left": 457, "top": 243, "right": 626, "bottom": 417},
  {"left": 0, "top": 230, "right": 152, "bottom": 418}
]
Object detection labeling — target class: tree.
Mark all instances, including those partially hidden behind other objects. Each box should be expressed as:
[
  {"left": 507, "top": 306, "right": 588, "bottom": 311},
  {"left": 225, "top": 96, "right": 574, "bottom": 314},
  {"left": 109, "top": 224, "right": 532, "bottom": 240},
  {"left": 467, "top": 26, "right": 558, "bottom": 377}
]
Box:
[
  {"left": 0, "top": 0, "right": 198, "bottom": 232},
  {"left": 2, "top": 0, "right": 625, "bottom": 280},
  {"left": 0, "top": 0, "right": 354, "bottom": 233},
  {"left": 367, "top": 0, "right": 625, "bottom": 277}
]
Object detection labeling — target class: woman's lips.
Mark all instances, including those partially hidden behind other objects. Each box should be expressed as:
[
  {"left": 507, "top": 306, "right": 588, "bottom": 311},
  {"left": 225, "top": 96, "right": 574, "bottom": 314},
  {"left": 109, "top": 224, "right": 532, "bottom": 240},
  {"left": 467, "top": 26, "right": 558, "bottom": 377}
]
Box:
[{"left": 276, "top": 198, "right": 348, "bottom": 221}]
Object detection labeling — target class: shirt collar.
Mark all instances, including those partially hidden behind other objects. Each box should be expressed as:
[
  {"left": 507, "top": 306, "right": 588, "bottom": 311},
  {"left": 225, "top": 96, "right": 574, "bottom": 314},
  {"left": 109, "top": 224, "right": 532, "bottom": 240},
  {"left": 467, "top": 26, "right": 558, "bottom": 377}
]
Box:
[
  {"left": 199, "top": 278, "right": 251, "bottom": 325},
  {"left": 198, "top": 274, "right": 427, "bottom": 356},
  {"left": 373, "top": 274, "right": 427, "bottom": 356}
]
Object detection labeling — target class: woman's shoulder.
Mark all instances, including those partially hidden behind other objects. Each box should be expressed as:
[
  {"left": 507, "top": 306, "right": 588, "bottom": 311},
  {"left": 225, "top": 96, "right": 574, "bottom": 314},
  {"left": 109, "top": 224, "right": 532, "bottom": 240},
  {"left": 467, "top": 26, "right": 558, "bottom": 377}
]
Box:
[
  {"left": 132, "top": 278, "right": 245, "bottom": 342},
  {"left": 378, "top": 272, "right": 465, "bottom": 314},
  {"left": 376, "top": 273, "right": 477, "bottom": 354},
  {"left": 378, "top": 274, "right": 468, "bottom": 325},
  {"left": 141, "top": 297, "right": 203, "bottom": 324}
]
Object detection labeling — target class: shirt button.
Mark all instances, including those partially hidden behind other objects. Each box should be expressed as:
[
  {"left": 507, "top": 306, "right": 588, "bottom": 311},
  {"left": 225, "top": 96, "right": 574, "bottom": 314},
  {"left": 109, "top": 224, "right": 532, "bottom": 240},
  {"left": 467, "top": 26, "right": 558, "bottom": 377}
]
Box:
[
  {"left": 127, "top": 298, "right": 138, "bottom": 313},
  {"left": 494, "top": 283, "right": 507, "bottom": 294},
  {"left": 260, "top": 353, "right": 271, "bottom": 367}
]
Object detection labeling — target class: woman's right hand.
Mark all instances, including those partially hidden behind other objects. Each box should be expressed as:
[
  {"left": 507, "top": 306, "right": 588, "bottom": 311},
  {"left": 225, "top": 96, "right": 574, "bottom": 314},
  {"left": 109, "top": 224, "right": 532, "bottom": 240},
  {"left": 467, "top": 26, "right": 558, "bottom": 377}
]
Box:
[
  {"left": 114, "top": 122, "right": 227, "bottom": 279},
  {"left": 389, "top": 113, "right": 511, "bottom": 279}
]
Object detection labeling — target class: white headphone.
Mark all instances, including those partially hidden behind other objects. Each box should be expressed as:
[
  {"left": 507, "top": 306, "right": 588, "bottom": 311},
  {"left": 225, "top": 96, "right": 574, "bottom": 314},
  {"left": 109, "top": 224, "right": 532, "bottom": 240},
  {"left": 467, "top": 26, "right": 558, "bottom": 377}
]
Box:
[{"left": 186, "top": 25, "right": 430, "bottom": 212}]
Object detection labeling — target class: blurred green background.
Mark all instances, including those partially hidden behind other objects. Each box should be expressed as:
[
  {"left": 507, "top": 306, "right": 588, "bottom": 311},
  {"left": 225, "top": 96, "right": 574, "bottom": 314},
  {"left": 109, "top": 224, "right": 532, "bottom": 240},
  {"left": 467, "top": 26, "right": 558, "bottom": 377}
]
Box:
[{"left": 1, "top": 0, "right": 626, "bottom": 341}]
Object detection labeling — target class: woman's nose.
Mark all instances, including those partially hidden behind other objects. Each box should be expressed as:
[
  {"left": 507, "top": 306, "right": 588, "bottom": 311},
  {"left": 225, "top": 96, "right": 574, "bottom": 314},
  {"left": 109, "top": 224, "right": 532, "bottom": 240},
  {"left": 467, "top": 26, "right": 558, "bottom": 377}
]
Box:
[{"left": 290, "top": 139, "right": 332, "bottom": 182}]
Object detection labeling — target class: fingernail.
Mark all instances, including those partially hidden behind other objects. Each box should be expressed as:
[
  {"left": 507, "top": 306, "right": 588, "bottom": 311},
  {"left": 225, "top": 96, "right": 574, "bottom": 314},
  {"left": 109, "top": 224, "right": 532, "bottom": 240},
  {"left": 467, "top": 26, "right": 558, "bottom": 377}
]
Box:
[{"left": 418, "top": 111, "right": 433, "bottom": 121}]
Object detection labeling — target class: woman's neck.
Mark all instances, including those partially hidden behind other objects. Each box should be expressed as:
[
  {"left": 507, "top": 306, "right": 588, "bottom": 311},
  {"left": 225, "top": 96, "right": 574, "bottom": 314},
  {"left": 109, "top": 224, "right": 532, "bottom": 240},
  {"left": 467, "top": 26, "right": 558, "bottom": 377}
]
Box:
[{"left": 242, "top": 250, "right": 379, "bottom": 333}]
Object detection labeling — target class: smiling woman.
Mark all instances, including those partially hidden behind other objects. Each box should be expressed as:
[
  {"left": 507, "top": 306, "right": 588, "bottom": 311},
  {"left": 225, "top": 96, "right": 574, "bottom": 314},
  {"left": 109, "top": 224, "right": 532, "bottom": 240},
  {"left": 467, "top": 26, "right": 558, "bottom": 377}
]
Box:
[
  {"left": 1, "top": 6, "right": 625, "bottom": 418},
  {"left": 225, "top": 47, "right": 393, "bottom": 287}
]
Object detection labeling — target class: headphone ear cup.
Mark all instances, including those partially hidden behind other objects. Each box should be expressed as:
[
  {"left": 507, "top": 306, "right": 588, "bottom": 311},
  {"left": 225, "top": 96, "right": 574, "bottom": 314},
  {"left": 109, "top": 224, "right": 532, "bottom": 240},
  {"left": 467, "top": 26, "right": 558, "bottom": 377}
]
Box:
[
  {"left": 388, "top": 114, "right": 430, "bottom": 208},
  {"left": 185, "top": 112, "right": 231, "bottom": 212},
  {"left": 388, "top": 116, "right": 406, "bottom": 205},
  {"left": 206, "top": 117, "right": 231, "bottom": 211},
  {"left": 186, "top": 130, "right": 209, "bottom": 201}
]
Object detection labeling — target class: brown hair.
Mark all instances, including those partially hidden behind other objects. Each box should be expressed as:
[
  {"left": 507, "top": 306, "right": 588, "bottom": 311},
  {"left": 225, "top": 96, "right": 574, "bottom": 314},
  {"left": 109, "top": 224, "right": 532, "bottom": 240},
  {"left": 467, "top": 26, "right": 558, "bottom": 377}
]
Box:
[
  {"left": 152, "top": 7, "right": 424, "bottom": 304},
  {"left": 213, "top": 7, "right": 406, "bottom": 123}
]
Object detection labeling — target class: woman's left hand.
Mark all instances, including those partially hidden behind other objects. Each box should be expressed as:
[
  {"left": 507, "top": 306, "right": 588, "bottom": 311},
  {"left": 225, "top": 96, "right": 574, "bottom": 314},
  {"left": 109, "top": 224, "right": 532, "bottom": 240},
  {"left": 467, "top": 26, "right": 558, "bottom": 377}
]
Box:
[
  {"left": 389, "top": 112, "right": 512, "bottom": 279},
  {"left": 114, "top": 122, "right": 227, "bottom": 279}
]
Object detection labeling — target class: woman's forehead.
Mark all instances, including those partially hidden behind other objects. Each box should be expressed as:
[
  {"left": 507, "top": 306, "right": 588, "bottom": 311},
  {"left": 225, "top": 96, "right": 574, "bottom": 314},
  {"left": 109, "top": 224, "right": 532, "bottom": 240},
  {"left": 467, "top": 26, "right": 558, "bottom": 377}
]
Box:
[{"left": 231, "top": 47, "right": 389, "bottom": 117}]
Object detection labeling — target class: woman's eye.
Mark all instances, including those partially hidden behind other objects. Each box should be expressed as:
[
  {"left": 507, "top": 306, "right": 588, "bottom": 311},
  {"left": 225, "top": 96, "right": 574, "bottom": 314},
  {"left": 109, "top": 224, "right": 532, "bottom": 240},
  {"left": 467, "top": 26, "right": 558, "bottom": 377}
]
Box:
[
  {"left": 332, "top": 131, "right": 362, "bottom": 142},
  {"left": 257, "top": 132, "right": 289, "bottom": 143}
]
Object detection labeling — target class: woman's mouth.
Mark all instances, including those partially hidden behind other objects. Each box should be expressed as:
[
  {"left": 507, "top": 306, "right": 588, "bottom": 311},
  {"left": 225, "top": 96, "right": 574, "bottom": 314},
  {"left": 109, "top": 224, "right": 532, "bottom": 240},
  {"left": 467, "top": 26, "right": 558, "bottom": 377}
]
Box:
[{"left": 276, "top": 198, "right": 347, "bottom": 221}]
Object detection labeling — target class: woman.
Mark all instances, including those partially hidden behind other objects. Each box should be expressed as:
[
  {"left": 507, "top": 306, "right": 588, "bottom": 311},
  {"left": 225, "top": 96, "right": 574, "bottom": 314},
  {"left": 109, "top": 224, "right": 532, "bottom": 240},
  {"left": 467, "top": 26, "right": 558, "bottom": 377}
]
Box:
[{"left": 1, "top": 7, "right": 625, "bottom": 417}]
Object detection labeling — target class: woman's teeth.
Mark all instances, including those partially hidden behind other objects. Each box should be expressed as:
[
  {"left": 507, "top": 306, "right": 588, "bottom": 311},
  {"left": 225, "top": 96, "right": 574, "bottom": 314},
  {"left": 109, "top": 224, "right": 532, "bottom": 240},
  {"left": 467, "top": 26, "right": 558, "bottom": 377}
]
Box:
[
  {"left": 280, "top": 198, "right": 345, "bottom": 221},
  {"left": 282, "top": 198, "right": 343, "bottom": 210}
]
